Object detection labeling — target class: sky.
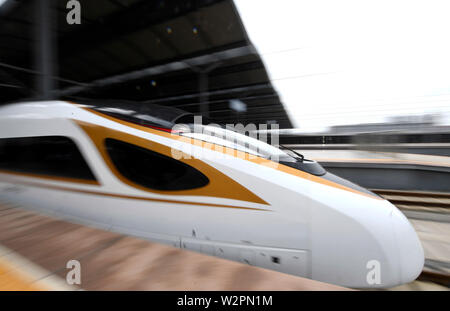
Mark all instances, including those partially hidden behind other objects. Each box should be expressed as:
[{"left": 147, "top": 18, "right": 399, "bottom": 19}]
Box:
[{"left": 234, "top": 0, "right": 450, "bottom": 131}]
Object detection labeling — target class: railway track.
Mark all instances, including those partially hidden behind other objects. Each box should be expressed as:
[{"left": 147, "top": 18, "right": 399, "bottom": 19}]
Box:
[
  {"left": 418, "top": 258, "right": 450, "bottom": 288},
  {"left": 372, "top": 189, "right": 450, "bottom": 213},
  {"left": 418, "top": 270, "right": 450, "bottom": 288}
]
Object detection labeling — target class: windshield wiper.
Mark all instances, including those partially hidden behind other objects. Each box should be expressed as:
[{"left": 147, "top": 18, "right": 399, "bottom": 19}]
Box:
[{"left": 279, "top": 144, "right": 304, "bottom": 162}]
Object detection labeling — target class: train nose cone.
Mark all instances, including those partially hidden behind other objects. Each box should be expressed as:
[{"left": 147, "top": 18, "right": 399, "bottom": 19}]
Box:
[{"left": 391, "top": 207, "right": 424, "bottom": 284}]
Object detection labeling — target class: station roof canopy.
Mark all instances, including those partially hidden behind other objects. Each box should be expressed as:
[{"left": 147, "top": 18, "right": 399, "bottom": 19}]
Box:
[{"left": 0, "top": 0, "right": 293, "bottom": 128}]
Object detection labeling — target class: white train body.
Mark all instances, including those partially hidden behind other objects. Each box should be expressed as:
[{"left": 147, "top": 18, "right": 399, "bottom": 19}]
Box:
[{"left": 0, "top": 101, "right": 424, "bottom": 288}]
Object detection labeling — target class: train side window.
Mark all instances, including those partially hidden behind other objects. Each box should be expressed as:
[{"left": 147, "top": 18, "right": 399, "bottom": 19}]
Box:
[
  {"left": 0, "top": 136, "right": 96, "bottom": 181},
  {"left": 105, "top": 138, "right": 209, "bottom": 191}
]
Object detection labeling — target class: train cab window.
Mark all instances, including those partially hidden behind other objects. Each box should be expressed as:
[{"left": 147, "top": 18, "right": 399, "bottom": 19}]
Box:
[
  {"left": 105, "top": 138, "right": 209, "bottom": 191},
  {"left": 0, "top": 136, "right": 96, "bottom": 181}
]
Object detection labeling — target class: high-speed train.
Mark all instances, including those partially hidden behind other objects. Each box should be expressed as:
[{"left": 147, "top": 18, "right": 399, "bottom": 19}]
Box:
[{"left": 0, "top": 100, "right": 424, "bottom": 288}]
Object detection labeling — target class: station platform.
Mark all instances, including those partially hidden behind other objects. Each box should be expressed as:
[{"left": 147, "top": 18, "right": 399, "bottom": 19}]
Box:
[{"left": 0, "top": 244, "right": 72, "bottom": 291}]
